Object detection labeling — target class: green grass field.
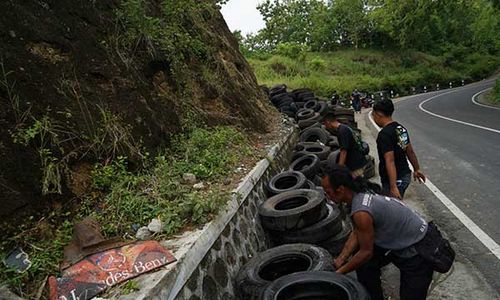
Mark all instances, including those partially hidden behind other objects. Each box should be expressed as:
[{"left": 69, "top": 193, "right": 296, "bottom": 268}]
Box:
[{"left": 248, "top": 49, "right": 499, "bottom": 97}]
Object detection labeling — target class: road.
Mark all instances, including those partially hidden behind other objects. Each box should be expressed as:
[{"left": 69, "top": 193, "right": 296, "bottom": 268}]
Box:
[{"left": 390, "top": 79, "right": 500, "bottom": 294}]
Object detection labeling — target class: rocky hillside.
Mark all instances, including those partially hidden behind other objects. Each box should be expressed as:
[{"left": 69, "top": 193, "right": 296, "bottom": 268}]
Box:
[{"left": 0, "top": 0, "right": 274, "bottom": 216}]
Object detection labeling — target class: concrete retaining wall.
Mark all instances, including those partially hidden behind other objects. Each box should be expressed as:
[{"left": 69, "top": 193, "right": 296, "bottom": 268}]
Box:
[{"left": 124, "top": 124, "right": 298, "bottom": 300}]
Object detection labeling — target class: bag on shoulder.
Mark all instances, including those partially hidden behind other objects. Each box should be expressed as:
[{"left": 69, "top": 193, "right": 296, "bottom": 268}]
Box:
[{"left": 415, "top": 221, "right": 455, "bottom": 273}]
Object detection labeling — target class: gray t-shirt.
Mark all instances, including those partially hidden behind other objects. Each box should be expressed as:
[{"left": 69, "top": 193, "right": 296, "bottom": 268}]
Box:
[{"left": 350, "top": 193, "right": 427, "bottom": 250}]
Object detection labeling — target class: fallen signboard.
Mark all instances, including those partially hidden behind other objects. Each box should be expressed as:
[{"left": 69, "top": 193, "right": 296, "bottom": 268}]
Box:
[{"left": 49, "top": 240, "right": 176, "bottom": 300}]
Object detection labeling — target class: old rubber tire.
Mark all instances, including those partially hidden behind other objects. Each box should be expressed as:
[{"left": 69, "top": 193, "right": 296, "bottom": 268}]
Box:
[
  {"left": 299, "top": 142, "right": 331, "bottom": 160},
  {"left": 298, "top": 113, "right": 322, "bottom": 129},
  {"left": 304, "top": 99, "right": 319, "bottom": 110},
  {"left": 326, "top": 149, "right": 340, "bottom": 168},
  {"left": 315, "top": 101, "right": 328, "bottom": 115},
  {"left": 299, "top": 127, "right": 329, "bottom": 144},
  {"left": 269, "top": 202, "right": 343, "bottom": 245},
  {"left": 260, "top": 271, "right": 370, "bottom": 300},
  {"left": 259, "top": 189, "right": 327, "bottom": 231},
  {"left": 289, "top": 154, "right": 320, "bottom": 179},
  {"left": 319, "top": 219, "right": 353, "bottom": 257},
  {"left": 235, "top": 244, "right": 334, "bottom": 300},
  {"left": 267, "top": 171, "right": 308, "bottom": 196},
  {"left": 296, "top": 108, "right": 315, "bottom": 120}
]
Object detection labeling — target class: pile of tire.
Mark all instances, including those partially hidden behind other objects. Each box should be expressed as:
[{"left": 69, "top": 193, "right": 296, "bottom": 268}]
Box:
[
  {"left": 235, "top": 244, "right": 369, "bottom": 299},
  {"left": 234, "top": 84, "right": 375, "bottom": 299}
]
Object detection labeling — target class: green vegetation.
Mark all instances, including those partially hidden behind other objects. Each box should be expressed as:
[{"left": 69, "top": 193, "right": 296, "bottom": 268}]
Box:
[
  {"left": 0, "top": 125, "right": 253, "bottom": 296},
  {"left": 236, "top": 0, "right": 499, "bottom": 95},
  {"left": 249, "top": 49, "right": 499, "bottom": 97},
  {"left": 492, "top": 79, "right": 500, "bottom": 103}
]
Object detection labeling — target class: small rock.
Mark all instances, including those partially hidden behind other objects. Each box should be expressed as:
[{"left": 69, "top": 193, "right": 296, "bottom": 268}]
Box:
[
  {"left": 148, "top": 218, "right": 163, "bottom": 234},
  {"left": 223, "top": 178, "right": 231, "bottom": 185},
  {"left": 193, "top": 182, "right": 205, "bottom": 190},
  {"left": 131, "top": 223, "right": 140, "bottom": 232},
  {"left": 182, "top": 173, "right": 197, "bottom": 185},
  {"left": 8, "top": 30, "right": 16, "bottom": 38},
  {"left": 135, "top": 227, "right": 151, "bottom": 240}
]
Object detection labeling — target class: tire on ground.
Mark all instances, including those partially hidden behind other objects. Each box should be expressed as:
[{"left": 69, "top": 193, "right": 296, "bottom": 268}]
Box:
[
  {"left": 267, "top": 171, "right": 308, "bottom": 196},
  {"left": 269, "top": 202, "right": 343, "bottom": 245},
  {"left": 259, "top": 189, "right": 327, "bottom": 231},
  {"left": 298, "top": 142, "right": 331, "bottom": 160},
  {"left": 235, "top": 244, "right": 334, "bottom": 300},
  {"left": 260, "top": 271, "right": 370, "bottom": 300},
  {"left": 289, "top": 154, "right": 321, "bottom": 179},
  {"left": 318, "top": 219, "right": 353, "bottom": 257},
  {"left": 299, "top": 127, "right": 329, "bottom": 144}
]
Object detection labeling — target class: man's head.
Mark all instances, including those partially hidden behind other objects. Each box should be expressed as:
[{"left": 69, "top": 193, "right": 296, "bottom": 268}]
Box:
[
  {"left": 321, "top": 164, "right": 356, "bottom": 204},
  {"left": 323, "top": 112, "right": 340, "bottom": 130},
  {"left": 372, "top": 99, "right": 394, "bottom": 127}
]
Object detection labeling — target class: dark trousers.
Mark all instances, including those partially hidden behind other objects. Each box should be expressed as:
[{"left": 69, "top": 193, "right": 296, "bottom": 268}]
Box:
[
  {"left": 382, "top": 172, "right": 412, "bottom": 199},
  {"left": 356, "top": 246, "right": 434, "bottom": 300}
]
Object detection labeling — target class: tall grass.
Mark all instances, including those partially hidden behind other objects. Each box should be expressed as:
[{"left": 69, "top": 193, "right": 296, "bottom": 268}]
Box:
[{"left": 248, "top": 49, "right": 499, "bottom": 97}]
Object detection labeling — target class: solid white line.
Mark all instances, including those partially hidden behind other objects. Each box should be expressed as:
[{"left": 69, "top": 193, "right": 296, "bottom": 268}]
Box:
[
  {"left": 369, "top": 102, "right": 500, "bottom": 260},
  {"left": 419, "top": 93, "right": 500, "bottom": 134},
  {"left": 472, "top": 88, "right": 500, "bottom": 111}
]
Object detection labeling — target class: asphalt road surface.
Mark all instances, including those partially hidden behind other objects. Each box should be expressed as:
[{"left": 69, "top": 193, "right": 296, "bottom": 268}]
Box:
[{"left": 391, "top": 79, "right": 500, "bottom": 293}]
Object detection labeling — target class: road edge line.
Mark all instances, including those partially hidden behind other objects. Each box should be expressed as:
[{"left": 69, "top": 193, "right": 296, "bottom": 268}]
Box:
[
  {"left": 368, "top": 110, "right": 500, "bottom": 261},
  {"left": 472, "top": 88, "right": 500, "bottom": 111},
  {"left": 418, "top": 92, "right": 500, "bottom": 134}
]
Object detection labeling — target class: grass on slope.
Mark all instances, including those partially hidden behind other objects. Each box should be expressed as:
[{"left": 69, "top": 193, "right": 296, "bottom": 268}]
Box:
[{"left": 248, "top": 49, "right": 499, "bottom": 97}]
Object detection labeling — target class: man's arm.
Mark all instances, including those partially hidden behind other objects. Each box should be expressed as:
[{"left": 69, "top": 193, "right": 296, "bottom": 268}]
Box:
[
  {"left": 406, "top": 143, "right": 426, "bottom": 183},
  {"left": 384, "top": 151, "right": 402, "bottom": 199},
  {"left": 334, "top": 231, "right": 358, "bottom": 268},
  {"left": 338, "top": 149, "right": 347, "bottom": 166},
  {"left": 336, "top": 212, "right": 374, "bottom": 274}
]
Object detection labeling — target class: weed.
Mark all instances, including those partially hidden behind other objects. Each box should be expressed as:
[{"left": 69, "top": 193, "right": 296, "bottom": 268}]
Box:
[
  {"left": 122, "top": 280, "right": 140, "bottom": 294},
  {"left": 492, "top": 79, "right": 500, "bottom": 103}
]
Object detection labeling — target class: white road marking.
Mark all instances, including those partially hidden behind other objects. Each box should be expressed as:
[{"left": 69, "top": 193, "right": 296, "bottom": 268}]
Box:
[
  {"left": 418, "top": 92, "right": 500, "bottom": 134},
  {"left": 368, "top": 91, "right": 500, "bottom": 260},
  {"left": 472, "top": 88, "right": 500, "bottom": 111}
]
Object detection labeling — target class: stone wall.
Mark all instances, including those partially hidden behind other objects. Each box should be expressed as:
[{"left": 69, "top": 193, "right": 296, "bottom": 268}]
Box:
[{"left": 125, "top": 124, "right": 298, "bottom": 300}]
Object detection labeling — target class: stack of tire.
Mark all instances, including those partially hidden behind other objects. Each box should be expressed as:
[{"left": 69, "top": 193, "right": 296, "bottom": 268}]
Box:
[
  {"left": 235, "top": 244, "right": 369, "bottom": 299},
  {"left": 260, "top": 169, "right": 352, "bottom": 258}
]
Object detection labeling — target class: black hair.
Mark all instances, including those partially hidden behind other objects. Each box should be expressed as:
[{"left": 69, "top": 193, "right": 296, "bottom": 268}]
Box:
[
  {"left": 324, "top": 112, "right": 337, "bottom": 122},
  {"left": 373, "top": 99, "right": 395, "bottom": 117},
  {"left": 326, "top": 164, "right": 381, "bottom": 194}
]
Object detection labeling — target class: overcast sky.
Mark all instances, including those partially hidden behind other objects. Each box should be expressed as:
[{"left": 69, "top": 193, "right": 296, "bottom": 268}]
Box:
[{"left": 221, "top": 0, "right": 266, "bottom": 35}]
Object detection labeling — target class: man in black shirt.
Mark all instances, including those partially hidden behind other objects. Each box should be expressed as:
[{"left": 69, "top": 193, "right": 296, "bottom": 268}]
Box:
[
  {"left": 372, "top": 99, "right": 426, "bottom": 199},
  {"left": 324, "top": 113, "right": 367, "bottom": 177}
]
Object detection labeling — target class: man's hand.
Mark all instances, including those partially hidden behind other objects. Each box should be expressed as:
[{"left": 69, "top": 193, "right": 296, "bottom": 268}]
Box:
[
  {"left": 333, "top": 257, "right": 345, "bottom": 269},
  {"left": 390, "top": 186, "right": 402, "bottom": 199},
  {"left": 413, "top": 170, "right": 426, "bottom": 183}
]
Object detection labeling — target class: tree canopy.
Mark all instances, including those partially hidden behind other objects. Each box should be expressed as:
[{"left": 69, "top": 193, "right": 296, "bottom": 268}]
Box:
[{"left": 238, "top": 0, "right": 499, "bottom": 55}]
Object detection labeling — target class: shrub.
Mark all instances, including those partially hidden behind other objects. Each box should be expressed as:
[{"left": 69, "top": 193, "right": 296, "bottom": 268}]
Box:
[
  {"left": 275, "top": 42, "right": 308, "bottom": 60},
  {"left": 309, "top": 58, "right": 327, "bottom": 71}
]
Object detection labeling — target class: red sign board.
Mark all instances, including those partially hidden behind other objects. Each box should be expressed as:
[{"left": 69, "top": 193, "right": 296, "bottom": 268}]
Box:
[{"left": 49, "top": 241, "right": 176, "bottom": 300}]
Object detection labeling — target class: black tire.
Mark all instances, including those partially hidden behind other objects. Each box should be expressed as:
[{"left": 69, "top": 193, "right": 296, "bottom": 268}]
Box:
[
  {"left": 295, "top": 101, "right": 305, "bottom": 108},
  {"left": 290, "top": 151, "right": 307, "bottom": 162},
  {"left": 319, "top": 219, "right": 353, "bottom": 257},
  {"left": 304, "top": 99, "right": 319, "bottom": 110},
  {"left": 312, "top": 175, "right": 322, "bottom": 186},
  {"left": 299, "top": 142, "right": 331, "bottom": 160},
  {"left": 299, "top": 122, "right": 322, "bottom": 134},
  {"left": 235, "top": 244, "right": 334, "bottom": 299},
  {"left": 267, "top": 171, "right": 308, "bottom": 196},
  {"left": 305, "top": 180, "right": 316, "bottom": 189},
  {"left": 259, "top": 189, "right": 327, "bottom": 231},
  {"left": 269, "top": 203, "right": 343, "bottom": 245},
  {"left": 270, "top": 84, "right": 287, "bottom": 96},
  {"left": 298, "top": 113, "right": 322, "bottom": 129},
  {"left": 326, "top": 149, "right": 340, "bottom": 168},
  {"left": 299, "top": 127, "right": 329, "bottom": 144},
  {"left": 315, "top": 101, "right": 328, "bottom": 116},
  {"left": 289, "top": 154, "right": 320, "bottom": 179},
  {"left": 296, "top": 109, "right": 315, "bottom": 120},
  {"left": 260, "top": 271, "right": 370, "bottom": 300}
]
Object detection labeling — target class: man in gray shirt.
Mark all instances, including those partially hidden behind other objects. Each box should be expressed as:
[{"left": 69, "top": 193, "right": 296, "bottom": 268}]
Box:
[{"left": 322, "top": 164, "right": 434, "bottom": 300}]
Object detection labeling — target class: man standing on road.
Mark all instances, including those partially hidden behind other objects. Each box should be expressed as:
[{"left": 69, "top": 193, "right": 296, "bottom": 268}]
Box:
[
  {"left": 352, "top": 89, "right": 362, "bottom": 113},
  {"left": 372, "top": 99, "right": 426, "bottom": 199},
  {"left": 324, "top": 113, "right": 367, "bottom": 177}
]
